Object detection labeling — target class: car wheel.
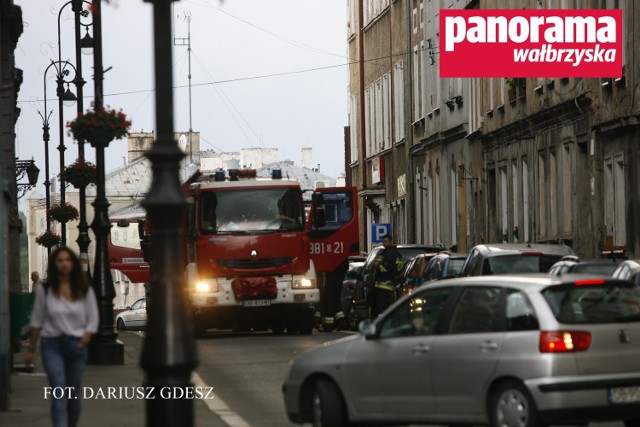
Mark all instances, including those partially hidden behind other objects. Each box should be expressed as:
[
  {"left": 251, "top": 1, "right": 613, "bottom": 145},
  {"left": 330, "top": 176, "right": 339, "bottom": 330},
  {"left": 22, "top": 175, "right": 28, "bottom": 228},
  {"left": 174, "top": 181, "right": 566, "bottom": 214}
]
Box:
[
  {"left": 116, "top": 318, "right": 126, "bottom": 331},
  {"left": 490, "top": 380, "right": 544, "bottom": 427},
  {"left": 624, "top": 420, "right": 640, "bottom": 427},
  {"left": 311, "top": 378, "right": 349, "bottom": 427},
  {"left": 347, "top": 304, "right": 358, "bottom": 331}
]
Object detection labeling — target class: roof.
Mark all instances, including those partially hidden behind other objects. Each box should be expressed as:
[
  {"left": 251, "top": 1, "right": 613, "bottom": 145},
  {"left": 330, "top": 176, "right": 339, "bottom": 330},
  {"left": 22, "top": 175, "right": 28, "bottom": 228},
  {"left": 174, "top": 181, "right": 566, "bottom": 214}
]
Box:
[
  {"left": 256, "top": 161, "right": 336, "bottom": 190},
  {"left": 426, "top": 274, "right": 628, "bottom": 292},
  {"left": 193, "top": 178, "right": 301, "bottom": 191},
  {"left": 110, "top": 203, "right": 146, "bottom": 220},
  {"left": 471, "top": 243, "right": 575, "bottom": 256}
]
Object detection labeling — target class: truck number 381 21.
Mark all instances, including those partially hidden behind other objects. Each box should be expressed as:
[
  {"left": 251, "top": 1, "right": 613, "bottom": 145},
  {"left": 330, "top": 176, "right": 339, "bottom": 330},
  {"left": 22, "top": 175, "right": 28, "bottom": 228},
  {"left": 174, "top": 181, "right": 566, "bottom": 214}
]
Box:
[{"left": 309, "top": 241, "right": 344, "bottom": 255}]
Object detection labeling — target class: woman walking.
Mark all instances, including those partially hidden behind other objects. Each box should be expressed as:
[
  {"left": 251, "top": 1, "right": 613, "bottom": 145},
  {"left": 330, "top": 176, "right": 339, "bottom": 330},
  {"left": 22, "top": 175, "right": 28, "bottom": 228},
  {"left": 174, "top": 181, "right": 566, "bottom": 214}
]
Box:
[{"left": 24, "top": 247, "right": 99, "bottom": 427}]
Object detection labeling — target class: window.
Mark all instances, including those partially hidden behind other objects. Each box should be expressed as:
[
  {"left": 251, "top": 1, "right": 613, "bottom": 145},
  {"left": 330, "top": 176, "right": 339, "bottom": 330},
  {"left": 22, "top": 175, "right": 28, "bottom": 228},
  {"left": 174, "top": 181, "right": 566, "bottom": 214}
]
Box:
[
  {"left": 349, "top": 94, "right": 358, "bottom": 163},
  {"left": 427, "top": 170, "right": 434, "bottom": 243},
  {"left": 110, "top": 223, "right": 141, "bottom": 251},
  {"left": 380, "top": 287, "right": 452, "bottom": 338},
  {"left": 500, "top": 166, "right": 508, "bottom": 239},
  {"left": 522, "top": 158, "right": 530, "bottom": 242},
  {"left": 450, "top": 167, "right": 458, "bottom": 246},
  {"left": 505, "top": 291, "right": 539, "bottom": 331},
  {"left": 512, "top": 161, "right": 519, "bottom": 241},
  {"left": 448, "top": 287, "right": 501, "bottom": 334},
  {"left": 363, "top": 0, "right": 390, "bottom": 26},
  {"left": 434, "top": 167, "right": 441, "bottom": 244},
  {"left": 199, "top": 188, "right": 304, "bottom": 234},
  {"left": 604, "top": 154, "right": 626, "bottom": 247},
  {"left": 131, "top": 298, "right": 145, "bottom": 310},
  {"left": 413, "top": 45, "right": 423, "bottom": 121},
  {"left": 393, "top": 61, "right": 405, "bottom": 142},
  {"left": 424, "top": 257, "right": 444, "bottom": 281},
  {"left": 542, "top": 284, "right": 640, "bottom": 324},
  {"left": 347, "top": 0, "right": 357, "bottom": 37},
  {"left": 312, "top": 191, "right": 354, "bottom": 233},
  {"left": 549, "top": 150, "right": 558, "bottom": 236},
  {"left": 375, "top": 78, "right": 383, "bottom": 152},
  {"left": 537, "top": 153, "right": 546, "bottom": 238},
  {"left": 483, "top": 254, "right": 563, "bottom": 275},
  {"left": 364, "top": 87, "right": 372, "bottom": 157},
  {"left": 562, "top": 144, "right": 572, "bottom": 234},
  {"left": 382, "top": 73, "right": 391, "bottom": 150}
]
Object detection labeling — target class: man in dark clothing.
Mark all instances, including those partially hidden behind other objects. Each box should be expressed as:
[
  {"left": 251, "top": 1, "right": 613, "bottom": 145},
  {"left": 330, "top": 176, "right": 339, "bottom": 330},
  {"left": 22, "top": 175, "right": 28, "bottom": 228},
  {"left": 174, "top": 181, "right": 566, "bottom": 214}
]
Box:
[{"left": 371, "top": 234, "right": 404, "bottom": 318}]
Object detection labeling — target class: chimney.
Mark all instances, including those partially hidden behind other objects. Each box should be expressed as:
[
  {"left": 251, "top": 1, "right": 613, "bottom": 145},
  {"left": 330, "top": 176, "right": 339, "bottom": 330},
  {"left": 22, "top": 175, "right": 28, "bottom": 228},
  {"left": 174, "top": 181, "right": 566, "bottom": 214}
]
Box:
[{"left": 301, "top": 147, "right": 313, "bottom": 169}]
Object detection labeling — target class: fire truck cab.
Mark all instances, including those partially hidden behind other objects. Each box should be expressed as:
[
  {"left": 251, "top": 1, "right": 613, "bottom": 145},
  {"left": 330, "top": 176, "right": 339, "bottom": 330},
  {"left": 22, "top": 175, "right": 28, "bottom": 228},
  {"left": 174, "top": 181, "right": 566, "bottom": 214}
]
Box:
[{"left": 185, "top": 168, "right": 330, "bottom": 335}]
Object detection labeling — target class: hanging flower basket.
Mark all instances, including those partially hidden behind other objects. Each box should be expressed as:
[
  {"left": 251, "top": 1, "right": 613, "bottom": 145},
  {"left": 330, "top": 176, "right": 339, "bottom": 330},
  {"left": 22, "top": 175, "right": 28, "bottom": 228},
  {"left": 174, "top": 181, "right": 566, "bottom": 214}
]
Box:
[
  {"left": 49, "top": 203, "right": 80, "bottom": 223},
  {"left": 35, "top": 230, "right": 61, "bottom": 248},
  {"left": 62, "top": 158, "right": 97, "bottom": 188},
  {"left": 67, "top": 106, "right": 132, "bottom": 145}
]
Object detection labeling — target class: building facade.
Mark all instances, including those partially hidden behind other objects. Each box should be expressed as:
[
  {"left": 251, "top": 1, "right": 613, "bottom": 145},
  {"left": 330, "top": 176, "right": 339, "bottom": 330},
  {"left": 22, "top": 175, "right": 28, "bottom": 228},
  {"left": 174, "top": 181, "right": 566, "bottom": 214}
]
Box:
[
  {"left": 0, "top": 0, "right": 23, "bottom": 410},
  {"left": 347, "top": 0, "right": 640, "bottom": 259}
]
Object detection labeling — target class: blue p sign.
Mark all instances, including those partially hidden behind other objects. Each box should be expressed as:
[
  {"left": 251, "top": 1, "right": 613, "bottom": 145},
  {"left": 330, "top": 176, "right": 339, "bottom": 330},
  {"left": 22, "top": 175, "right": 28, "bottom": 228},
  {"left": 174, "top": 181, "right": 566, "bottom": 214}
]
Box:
[{"left": 371, "top": 223, "right": 391, "bottom": 244}]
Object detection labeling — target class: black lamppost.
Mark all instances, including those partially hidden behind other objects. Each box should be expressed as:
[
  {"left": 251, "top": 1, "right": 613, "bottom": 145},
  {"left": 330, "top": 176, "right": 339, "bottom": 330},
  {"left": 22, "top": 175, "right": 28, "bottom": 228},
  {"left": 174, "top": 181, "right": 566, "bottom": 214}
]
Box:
[
  {"left": 39, "top": 60, "right": 77, "bottom": 251},
  {"left": 87, "top": 0, "right": 124, "bottom": 365},
  {"left": 142, "top": 0, "right": 198, "bottom": 426},
  {"left": 67, "top": 0, "right": 94, "bottom": 273}
]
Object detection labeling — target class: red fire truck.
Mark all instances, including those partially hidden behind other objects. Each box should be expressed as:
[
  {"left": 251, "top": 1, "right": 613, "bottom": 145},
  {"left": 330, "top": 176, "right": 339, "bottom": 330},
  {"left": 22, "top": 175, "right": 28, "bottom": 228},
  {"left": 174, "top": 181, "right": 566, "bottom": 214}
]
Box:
[{"left": 179, "top": 168, "right": 359, "bottom": 335}]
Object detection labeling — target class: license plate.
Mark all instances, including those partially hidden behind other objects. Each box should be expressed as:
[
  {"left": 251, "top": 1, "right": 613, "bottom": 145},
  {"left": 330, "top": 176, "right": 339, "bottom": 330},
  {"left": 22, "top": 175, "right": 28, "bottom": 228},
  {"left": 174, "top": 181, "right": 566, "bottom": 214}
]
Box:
[
  {"left": 241, "top": 300, "right": 271, "bottom": 307},
  {"left": 608, "top": 386, "right": 640, "bottom": 404}
]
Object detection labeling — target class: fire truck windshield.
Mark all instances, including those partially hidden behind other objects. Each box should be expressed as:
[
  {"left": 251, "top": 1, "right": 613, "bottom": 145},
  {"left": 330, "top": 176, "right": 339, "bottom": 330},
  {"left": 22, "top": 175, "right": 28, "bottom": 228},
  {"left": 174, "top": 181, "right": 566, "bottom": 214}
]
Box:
[{"left": 200, "top": 187, "right": 305, "bottom": 234}]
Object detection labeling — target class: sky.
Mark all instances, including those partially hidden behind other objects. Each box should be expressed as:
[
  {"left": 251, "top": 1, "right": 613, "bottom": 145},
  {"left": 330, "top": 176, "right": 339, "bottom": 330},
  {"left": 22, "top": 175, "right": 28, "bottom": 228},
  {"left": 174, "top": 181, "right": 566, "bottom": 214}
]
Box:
[{"left": 14, "top": 0, "right": 349, "bottom": 202}]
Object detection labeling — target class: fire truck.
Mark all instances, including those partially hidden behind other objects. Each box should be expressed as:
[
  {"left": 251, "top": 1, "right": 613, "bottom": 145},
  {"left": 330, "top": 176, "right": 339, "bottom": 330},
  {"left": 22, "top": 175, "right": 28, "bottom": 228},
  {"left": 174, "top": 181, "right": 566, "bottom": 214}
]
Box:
[{"left": 135, "top": 168, "right": 359, "bottom": 336}]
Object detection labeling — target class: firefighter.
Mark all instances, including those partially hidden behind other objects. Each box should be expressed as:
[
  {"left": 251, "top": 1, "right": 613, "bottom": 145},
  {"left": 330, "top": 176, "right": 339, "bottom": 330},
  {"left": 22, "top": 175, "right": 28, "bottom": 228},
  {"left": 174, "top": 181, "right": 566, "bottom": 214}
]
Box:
[
  {"left": 371, "top": 234, "right": 403, "bottom": 318},
  {"left": 315, "top": 264, "right": 348, "bottom": 332}
]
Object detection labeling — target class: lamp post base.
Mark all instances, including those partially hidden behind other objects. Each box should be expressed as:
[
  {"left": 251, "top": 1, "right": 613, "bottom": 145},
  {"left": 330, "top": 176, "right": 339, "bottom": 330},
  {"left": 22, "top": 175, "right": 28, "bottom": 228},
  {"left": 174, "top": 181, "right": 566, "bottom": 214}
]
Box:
[{"left": 88, "top": 338, "right": 124, "bottom": 365}]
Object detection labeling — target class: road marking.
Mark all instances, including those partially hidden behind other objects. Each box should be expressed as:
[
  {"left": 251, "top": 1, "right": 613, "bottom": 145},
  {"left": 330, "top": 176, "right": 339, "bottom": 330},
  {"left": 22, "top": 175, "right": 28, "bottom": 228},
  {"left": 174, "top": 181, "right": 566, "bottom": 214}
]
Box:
[{"left": 192, "top": 372, "right": 252, "bottom": 427}]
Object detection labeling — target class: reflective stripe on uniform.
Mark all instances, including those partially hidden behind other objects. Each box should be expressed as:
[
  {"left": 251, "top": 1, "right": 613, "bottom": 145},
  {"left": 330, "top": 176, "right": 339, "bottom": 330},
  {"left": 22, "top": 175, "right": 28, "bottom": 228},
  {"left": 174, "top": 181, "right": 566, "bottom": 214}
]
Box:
[
  {"left": 374, "top": 283, "right": 395, "bottom": 291},
  {"left": 314, "top": 311, "right": 322, "bottom": 318},
  {"left": 323, "top": 317, "right": 334, "bottom": 324},
  {"left": 335, "top": 311, "right": 345, "bottom": 320}
]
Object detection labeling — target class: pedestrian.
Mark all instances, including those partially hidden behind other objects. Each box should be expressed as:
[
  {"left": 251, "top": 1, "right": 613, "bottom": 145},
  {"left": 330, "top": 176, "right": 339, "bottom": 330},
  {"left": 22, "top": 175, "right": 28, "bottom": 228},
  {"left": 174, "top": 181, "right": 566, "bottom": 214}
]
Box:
[
  {"left": 31, "top": 270, "right": 43, "bottom": 293},
  {"left": 371, "top": 234, "right": 404, "bottom": 318},
  {"left": 24, "top": 247, "right": 99, "bottom": 427}
]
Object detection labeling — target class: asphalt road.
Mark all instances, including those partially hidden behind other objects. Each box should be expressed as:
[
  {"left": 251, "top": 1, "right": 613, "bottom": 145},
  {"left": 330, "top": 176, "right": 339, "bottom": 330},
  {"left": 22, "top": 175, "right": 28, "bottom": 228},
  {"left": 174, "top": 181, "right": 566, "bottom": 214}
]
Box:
[{"left": 193, "top": 330, "right": 626, "bottom": 427}]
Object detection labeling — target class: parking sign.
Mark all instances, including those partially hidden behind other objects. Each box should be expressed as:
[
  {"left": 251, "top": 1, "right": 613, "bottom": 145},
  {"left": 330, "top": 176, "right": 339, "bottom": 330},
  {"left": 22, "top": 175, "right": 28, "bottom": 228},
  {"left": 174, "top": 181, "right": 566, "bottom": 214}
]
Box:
[{"left": 371, "top": 223, "right": 391, "bottom": 243}]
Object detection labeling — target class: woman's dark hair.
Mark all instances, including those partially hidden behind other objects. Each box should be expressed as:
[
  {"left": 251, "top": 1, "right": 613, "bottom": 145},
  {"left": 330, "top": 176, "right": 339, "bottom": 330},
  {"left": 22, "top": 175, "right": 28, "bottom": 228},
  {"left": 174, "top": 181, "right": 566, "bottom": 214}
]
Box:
[{"left": 46, "top": 247, "right": 89, "bottom": 300}]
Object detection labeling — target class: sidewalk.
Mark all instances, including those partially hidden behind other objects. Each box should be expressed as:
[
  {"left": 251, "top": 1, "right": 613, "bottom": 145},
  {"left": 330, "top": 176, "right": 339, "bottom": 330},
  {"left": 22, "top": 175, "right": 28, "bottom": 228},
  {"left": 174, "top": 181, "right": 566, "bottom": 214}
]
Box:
[{"left": 0, "top": 332, "right": 226, "bottom": 427}]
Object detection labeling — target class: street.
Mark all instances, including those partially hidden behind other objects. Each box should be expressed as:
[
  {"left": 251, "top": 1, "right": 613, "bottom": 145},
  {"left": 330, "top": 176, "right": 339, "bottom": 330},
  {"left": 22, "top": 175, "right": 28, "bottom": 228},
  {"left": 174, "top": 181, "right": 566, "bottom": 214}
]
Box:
[{"left": 192, "top": 331, "right": 626, "bottom": 427}]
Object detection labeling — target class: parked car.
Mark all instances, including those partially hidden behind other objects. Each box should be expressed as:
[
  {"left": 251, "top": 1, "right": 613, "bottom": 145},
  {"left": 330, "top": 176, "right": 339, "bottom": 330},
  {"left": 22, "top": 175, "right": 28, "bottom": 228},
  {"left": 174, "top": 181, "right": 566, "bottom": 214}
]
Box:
[
  {"left": 460, "top": 243, "right": 575, "bottom": 276},
  {"left": 395, "top": 252, "right": 440, "bottom": 298},
  {"left": 612, "top": 260, "right": 640, "bottom": 285},
  {"left": 548, "top": 259, "right": 620, "bottom": 277},
  {"left": 340, "top": 261, "right": 365, "bottom": 331},
  {"left": 420, "top": 251, "right": 468, "bottom": 283},
  {"left": 342, "top": 244, "right": 444, "bottom": 330},
  {"left": 115, "top": 297, "right": 146, "bottom": 330},
  {"left": 283, "top": 275, "right": 640, "bottom": 427}
]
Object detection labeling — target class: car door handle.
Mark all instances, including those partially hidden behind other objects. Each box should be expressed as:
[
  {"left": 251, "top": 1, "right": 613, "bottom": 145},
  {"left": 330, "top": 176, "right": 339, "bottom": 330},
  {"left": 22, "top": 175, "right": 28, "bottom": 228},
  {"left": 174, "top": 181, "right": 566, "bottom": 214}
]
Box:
[
  {"left": 412, "top": 344, "right": 430, "bottom": 355},
  {"left": 480, "top": 341, "right": 499, "bottom": 351}
]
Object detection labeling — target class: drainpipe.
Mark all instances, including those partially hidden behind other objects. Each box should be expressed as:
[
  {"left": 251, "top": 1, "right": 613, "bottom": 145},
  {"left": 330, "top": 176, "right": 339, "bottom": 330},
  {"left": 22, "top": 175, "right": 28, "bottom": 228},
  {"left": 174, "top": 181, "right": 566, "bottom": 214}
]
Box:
[{"left": 358, "top": 0, "right": 368, "bottom": 247}]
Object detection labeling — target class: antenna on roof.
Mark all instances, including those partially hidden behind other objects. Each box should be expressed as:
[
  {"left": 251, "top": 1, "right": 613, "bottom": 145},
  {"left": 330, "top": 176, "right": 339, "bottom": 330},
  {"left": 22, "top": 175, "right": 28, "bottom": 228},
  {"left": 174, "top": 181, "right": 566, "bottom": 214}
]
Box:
[{"left": 175, "top": 10, "right": 194, "bottom": 163}]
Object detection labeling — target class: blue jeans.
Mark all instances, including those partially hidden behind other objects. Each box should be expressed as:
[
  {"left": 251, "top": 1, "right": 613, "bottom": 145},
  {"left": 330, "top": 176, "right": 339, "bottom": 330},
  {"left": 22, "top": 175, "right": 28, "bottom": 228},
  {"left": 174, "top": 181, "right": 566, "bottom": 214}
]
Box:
[{"left": 41, "top": 336, "right": 88, "bottom": 427}]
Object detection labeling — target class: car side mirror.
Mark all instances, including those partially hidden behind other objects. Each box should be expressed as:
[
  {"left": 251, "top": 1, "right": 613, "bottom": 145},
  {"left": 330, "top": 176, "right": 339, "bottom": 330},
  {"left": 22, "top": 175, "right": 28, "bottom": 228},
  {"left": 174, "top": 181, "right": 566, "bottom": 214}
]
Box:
[
  {"left": 363, "top": 273, "right": 373, "bottom": 284},
  {"left": 125, "top": 306, "right": 131, "bottom": 311},
  {"left": 358, "top": 320, "right": 378, "bottom": 339}
]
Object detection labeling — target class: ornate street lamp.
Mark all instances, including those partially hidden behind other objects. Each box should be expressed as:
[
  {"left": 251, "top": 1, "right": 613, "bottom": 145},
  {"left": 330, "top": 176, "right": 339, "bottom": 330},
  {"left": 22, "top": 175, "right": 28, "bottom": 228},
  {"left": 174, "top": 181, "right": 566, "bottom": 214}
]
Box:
[
  {"left": 39, "top": 60, "right": 77, "bottom": 251},
  {"left": 86, "top": 0, "right": 124, "bottom": 366},
  {"left": 15, "top": 159, "right": 40, "bottom": 199},
  {"left": 142, "top": 0, "right": 198, "bottom": 426}
]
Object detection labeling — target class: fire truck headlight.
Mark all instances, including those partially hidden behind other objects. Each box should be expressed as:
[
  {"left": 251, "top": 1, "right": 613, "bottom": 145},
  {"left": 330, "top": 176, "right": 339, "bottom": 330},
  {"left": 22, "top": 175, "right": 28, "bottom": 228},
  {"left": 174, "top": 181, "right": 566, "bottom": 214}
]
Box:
[
  {"left": 195, "top": 282, "right": 211, "bottom": 293},
  {"left": 293, "top": 278, "right": 315, "bottom": 289}
]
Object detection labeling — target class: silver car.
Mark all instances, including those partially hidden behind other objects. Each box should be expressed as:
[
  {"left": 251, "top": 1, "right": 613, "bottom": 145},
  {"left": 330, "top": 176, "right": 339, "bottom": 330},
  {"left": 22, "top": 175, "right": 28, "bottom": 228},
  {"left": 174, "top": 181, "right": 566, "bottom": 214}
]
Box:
[
  {"left": 115, "top": 297, "right": 147, "bottom": 330},
  {"left": 283, "top": 275, "right": 640, "bottom": 427}
]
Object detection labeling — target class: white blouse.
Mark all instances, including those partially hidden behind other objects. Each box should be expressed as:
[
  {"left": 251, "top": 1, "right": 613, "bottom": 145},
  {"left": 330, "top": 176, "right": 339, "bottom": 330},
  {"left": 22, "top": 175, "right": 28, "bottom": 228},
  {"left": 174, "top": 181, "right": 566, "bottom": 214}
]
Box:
[{"left": 30, "top": 283, "right": 99, "bottom": 338}]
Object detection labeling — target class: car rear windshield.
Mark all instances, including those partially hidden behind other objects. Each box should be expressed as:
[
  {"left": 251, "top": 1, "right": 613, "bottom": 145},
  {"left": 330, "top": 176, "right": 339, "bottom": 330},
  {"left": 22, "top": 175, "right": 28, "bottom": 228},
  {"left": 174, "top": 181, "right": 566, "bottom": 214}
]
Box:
[
  {"left": 572, "top": 263, "right": 618, "bottom": 276},
  {"left": 542, "top": 284, "right": 640, "bottom": 324},
  {"left": 483, "top": 254, "right": 562, "bottom": 275},
  {"left": 399, "top": 248, "right": 432, "bottom": 262},
  {"left": 448, "top": 259, "right": 465, "bottom": 276}
]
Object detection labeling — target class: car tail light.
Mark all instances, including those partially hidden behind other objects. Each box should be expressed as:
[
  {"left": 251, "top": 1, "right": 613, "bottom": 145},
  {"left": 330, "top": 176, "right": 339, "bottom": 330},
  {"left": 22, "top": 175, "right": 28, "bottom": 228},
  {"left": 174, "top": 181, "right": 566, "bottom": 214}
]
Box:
[
  {"left": 540, "top": 331, "right": 591, "bottom": 353},
  {"left": 574, "top": 279, "right": 606, "bottom": 286}
]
